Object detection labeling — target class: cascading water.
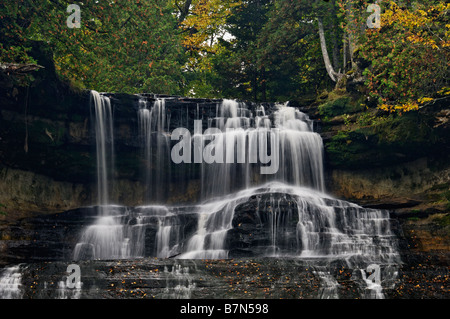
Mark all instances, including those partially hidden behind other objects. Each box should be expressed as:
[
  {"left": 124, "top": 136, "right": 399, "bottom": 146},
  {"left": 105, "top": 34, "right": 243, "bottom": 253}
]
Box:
[
  {"left": 73, "top": 205, "right": 146, "bottom": 260},
  {"left": 138, "top": 97, "right": 171, "bottom": 203},
  {"left": 68, "top": 94, "right": 401, "bottom": 298},
  {"left": 90, "top": 90, "right": 114, "bottom": 209},
  {"left": 200, "top": 100, "right": 325, "bottom": 198},
  {"left": 0, "top": 265, "right": 23, "bottom": 299},
  {"left": 74, "top": 91, "right": 145, "bottom": 260}
]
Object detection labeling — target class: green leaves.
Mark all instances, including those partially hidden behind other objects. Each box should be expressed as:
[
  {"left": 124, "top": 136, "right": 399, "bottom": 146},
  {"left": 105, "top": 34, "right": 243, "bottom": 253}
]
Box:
[
  {"left": 2, "top": 0, "right": 446, "bottom": 108},
  {"left": 360, "top": 1, "right": 450, "bottom": 113},
  {"left": 1, "top": 0, "right": 185, "bottom": 94}
]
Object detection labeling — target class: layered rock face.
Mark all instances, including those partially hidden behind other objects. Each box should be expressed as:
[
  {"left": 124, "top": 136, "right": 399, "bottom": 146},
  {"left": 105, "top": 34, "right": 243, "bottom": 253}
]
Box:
[
  {"left": 2, "top": 91, "right": 449, "bottom": 218},
  {"left": 1, "top": 65, "right": 449, "bottom": 216},
  {"left": 327, "top": 157, "right": 450, "bottom": 210},
  {"left": 0, "top": 90, "right": 235, "bottom": 215}
]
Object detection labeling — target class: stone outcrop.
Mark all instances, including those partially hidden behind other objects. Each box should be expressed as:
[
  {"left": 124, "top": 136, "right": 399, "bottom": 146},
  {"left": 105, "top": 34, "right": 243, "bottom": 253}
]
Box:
[{"left": 326, "top": 157, "right": 450, "bottom": 211}]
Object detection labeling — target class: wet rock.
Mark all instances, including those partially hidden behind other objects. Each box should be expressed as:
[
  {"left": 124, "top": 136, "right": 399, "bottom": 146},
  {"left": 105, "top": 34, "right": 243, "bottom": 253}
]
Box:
[{"left": 227, "top": 193, "right": 299, "bottom": 257}]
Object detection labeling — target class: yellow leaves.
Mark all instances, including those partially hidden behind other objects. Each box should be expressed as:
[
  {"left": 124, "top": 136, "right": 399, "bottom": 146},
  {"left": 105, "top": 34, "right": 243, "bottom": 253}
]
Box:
[
  {"left": 438, "top": 87, "right": 450, "bottom": 96},
  {"left": 399, "top": 103, "right": 419, "bottom": 112},
  {"left": 180, "top": 0, "right": 242, "bottom": 70},
  {"left": 380, "top": 102, "right": 419, "bottom": 113},
  {"left": 383, "top": 6, "right": 428, "bottom": 29},
  {"left": 417, "top": 10, "right": 427, "bottom": 17},
  {"left": 379, "top": 104, "right": 391, "bottom": 112},
  {"left": 417, "top": 97, "right": 433, "bottom": 104},
  {"left": 381, "top": 2, "right": 448, "bottom": 51},
  {"left": 407, "top": 35, "right": 440, "bottom": 49}
]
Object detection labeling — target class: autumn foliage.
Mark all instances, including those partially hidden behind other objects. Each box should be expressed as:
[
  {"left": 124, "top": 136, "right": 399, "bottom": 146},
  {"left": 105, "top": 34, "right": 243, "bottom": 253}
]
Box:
[
  {"left": 360, "top": 1, "right": 450, "bottom": 113},
  {"left": 0, "top": 0, "right": 449, "bottom": 111}
]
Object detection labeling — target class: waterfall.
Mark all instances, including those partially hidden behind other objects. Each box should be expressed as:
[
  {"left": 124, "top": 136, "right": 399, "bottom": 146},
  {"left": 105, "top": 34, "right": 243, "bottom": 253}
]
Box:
[
  {"left": 0, "top": 265, "right": 23, "bottom": 299},
  {"left": 171, "top": 182, "right": 400, "bottom": 263},
  {"left": 200, "top": 100, "right": 325, "bottom": 198},
  {"left": 135, "top": 97, "right": 324, "bottom": 200},
  {"left": 138, "top": 97, "right": 171, "bottom": 203},
  {"left": 69, "top": 95, "right": 401, "bottom": 298},
  {"left": 74, "top": 91, "right": 144, "bottom": 260},
  {"left": 90, "top": 90, "right": 114, "bottom": 209},
  {"left": 273, "top": 106, "right": 325, "bottom": 191},
  {"left": 73, "top": 205, "right": 147, "bottom": 260}
]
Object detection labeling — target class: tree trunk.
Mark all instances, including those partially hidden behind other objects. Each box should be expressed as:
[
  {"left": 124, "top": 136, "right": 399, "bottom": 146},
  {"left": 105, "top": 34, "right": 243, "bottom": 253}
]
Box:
[
  {"left": 261, "top": 67, "right": 267, "bottom": 102},
  {"left": 332, "top": 33, "right": 340, "bottom": 73},
  {"left": 318, "top": 18, "right": 337, "bottom": 82}
]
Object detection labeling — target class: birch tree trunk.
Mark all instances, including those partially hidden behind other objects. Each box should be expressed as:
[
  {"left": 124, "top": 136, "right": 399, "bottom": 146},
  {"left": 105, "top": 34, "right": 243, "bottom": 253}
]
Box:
[{"left": 318, "top": 17, "right": 337, "bottom": 82}]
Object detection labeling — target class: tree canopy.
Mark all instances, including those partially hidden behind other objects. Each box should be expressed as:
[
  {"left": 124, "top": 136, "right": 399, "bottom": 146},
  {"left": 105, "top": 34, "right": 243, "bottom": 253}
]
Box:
[
  {"left": 1, "top": 0, "right": 449, "bottom": 113},
  {"left": 1, "top": 0, "right": 185, "bottom": 94}
]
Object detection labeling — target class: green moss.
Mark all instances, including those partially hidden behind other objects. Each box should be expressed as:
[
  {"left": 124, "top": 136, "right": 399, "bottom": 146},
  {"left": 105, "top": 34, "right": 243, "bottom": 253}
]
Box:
[
  {"left": 319, "top": 97, "right": 350, "bottom": 117},
  {"left": 318, "top": 89, "right": 366, "bottom": 118},
  {"left": 324, "top": 107, "right": 442, "bottom": 169}
]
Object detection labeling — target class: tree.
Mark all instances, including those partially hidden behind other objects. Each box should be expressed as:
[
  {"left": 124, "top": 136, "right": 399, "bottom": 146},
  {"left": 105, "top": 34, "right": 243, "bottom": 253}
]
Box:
[
  {"left": 254, "top": 0, "right": 330, "bottom": 100},
  {"left": 217, "top": 0, "right": 273, "bottom": 101},
  {"left": 172, "top": 0, "right": 242, "bottom": 98},
  {"left": 181, "top": 0, "right": 345, "bottom": 101},
  {"left": 0, "top": 0, "right": 185, "bottom": 94},
  {"left": 360, "top": 1, "right": 450, "bottom": 113}
]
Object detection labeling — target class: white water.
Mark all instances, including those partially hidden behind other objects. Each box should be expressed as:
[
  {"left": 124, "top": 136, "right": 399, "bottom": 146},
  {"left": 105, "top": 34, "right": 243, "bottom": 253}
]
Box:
[
  {"left": 138, "top": 97, "right": 171, "bottom": 202},
  {"left": 71, "top": 94, "right": 401, "bottom": 298},
  {"left": 73, "top": 206, "right": 146, "bottom": 260},
  {"left": 74, "top": 92, "right": 143, "bottom": 260},
  {"left": 91, "top": 91, "right": 114, "bottom": 209},
  {"left": 162, "top": 263, "right": 195, "bottom": 299},
  {"left": 174, "top": 182, "right": 400, "bottom": 264},
  {"left": 201, "top": 100, "right": 325, "bottom": 198},
  {"left": 0, "top": 265, "right": 23, "bottom": 299}
]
